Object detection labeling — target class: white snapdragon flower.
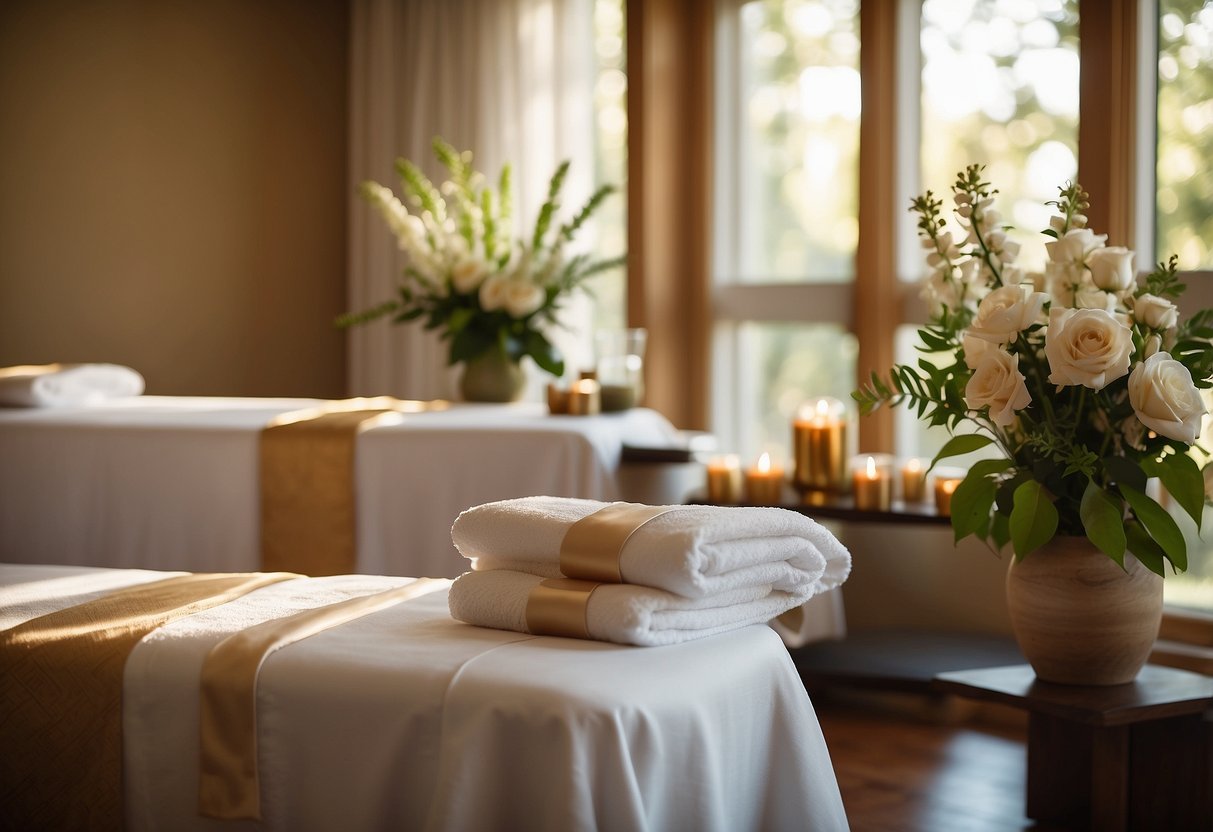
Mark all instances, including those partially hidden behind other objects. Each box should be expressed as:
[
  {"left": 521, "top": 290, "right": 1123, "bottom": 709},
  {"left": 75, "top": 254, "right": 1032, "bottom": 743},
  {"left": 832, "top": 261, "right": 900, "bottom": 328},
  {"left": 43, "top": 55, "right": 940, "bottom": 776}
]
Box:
[
  {"left": 1128, "top": 352, "right": 1207, "bottom": 443},
  {"left": 1088, "top": 246, "right": 1136, "bottom": 294},
  {"left": 1131, "top": 293, "right": 1179, "bottom": 331},
  {"left": 964, "top": 348, "right": 1031, "bottom": 427},
  {"left": 966, "top": 284, "right": 1047, "bottom": 345},
  {"left": 1044, "top": 307, "right": 1134, "bottom": 390}
]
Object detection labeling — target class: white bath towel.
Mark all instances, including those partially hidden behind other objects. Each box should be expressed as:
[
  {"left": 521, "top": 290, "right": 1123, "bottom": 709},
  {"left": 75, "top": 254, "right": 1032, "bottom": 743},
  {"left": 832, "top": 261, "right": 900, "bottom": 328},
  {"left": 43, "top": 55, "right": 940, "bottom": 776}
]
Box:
[
  {"left": 0, "top": 363, "right": 145, "bottom": 407},
  {"left": 451, "top": 496, "right": 851, "bottom": 600},
  {"left": 448, "top": 568, "right": 812, "bottom": 647}
]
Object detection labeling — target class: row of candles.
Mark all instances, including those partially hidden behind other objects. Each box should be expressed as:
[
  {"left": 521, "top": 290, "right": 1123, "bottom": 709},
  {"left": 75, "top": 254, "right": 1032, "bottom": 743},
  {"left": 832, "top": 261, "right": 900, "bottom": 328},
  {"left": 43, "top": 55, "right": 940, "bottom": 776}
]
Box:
[
  {"left": 705, "top": 396, "right": 964, "bottom": 515},
  {"left": 705, "top": 453, "right": 964, "bottom": 514}
]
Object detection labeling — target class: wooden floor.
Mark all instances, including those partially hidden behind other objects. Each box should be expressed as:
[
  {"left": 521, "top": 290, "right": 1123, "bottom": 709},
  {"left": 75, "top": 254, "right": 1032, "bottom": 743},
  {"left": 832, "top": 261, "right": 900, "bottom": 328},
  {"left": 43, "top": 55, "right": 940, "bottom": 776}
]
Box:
[{"left": 813, "top": 692, "right": 1062, "bottom": 832}]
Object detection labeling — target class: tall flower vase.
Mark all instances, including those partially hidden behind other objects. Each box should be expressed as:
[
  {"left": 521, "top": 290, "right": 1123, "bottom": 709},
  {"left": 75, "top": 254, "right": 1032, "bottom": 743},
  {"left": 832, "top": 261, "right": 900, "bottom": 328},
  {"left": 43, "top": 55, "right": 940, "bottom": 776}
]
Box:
[
  {"left": 1006, "top": 536, "right": 1163, "bottom": 686},
  {"left": 459, "top": 349, "right": 525, "bottom": 403}
]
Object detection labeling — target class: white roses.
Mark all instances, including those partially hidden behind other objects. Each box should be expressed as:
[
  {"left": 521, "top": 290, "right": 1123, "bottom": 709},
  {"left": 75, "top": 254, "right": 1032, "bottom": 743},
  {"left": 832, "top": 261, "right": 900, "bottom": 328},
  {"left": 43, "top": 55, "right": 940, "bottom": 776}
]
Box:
[
  {"left": 966, "top": 284, "right": 1047, "bottom": 344},
  {"left": 1128, "top": 351, "right": 1207, "bottom": 443},
  {"left": 1132, "top": 293, "right": 1179, "bottom": 332},
  {"left": 1044, "top": 307, "right": 1134, "bottom": 390},
  {"left": 965, "top": 349, "right": 1031, "bottom": 426}
]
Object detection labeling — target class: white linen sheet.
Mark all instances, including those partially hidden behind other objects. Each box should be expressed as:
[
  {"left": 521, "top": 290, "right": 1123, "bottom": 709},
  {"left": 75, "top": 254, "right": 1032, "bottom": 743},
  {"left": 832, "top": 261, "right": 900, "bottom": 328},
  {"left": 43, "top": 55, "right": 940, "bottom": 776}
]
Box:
[
  {"left": 0, "top": 564, "right": 850, "bottom": 832},
  {"left": 0, "top": 397, "right": 681, "bottom": 579}
]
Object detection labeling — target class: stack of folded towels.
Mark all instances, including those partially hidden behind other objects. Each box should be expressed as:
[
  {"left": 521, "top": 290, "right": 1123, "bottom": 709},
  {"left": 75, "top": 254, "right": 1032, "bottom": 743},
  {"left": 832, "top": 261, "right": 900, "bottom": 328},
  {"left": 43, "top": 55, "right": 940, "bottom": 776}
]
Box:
[
  {"left": 0, "top": 363, "right": 145, "bottom": 407},
  {"left": 447, "top": 496, "right": 851, "bottom": 647}
]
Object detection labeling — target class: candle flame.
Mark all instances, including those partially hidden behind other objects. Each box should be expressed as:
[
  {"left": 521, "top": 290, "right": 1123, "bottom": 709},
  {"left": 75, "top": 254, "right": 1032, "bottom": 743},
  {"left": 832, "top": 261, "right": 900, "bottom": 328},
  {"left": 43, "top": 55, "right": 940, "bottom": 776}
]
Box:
[
  {"left": 865, "top": 456, "right": 877, "bottom": 479},
  {"left": 757, "top": 452, "right": 771, "bottom": 473},
  {"left": 941, "top": 479, "right": 959, "bottom": 495},
  {"left": 904, "top": 458, "right": 922, "bottom": 473},
  {"left": 815, "top": 399, "right": 829, "bottom": 418}
]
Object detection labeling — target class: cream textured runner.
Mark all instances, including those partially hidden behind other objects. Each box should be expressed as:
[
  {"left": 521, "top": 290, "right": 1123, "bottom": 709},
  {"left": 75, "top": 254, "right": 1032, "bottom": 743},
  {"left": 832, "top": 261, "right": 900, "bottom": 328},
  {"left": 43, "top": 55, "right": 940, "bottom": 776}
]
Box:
[
  {"left": 0, "top": 571, "right": 297, "bottom": 832},
  {"left": 198, "top": 577, "right": 444, "bottom": 819},
  {"left": 260, "top": 397, "right": 445, "bottom": 575}
]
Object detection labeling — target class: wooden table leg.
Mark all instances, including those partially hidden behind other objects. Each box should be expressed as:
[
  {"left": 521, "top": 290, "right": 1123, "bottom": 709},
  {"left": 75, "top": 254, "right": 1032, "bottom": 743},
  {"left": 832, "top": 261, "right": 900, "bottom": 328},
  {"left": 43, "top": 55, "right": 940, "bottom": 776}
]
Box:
[
  {"left": 1089, "top": 725, "right": 1129, "bottom": 832},
  {"left": 1025, "top": 714, "right": 1129, "bottom": 831}
]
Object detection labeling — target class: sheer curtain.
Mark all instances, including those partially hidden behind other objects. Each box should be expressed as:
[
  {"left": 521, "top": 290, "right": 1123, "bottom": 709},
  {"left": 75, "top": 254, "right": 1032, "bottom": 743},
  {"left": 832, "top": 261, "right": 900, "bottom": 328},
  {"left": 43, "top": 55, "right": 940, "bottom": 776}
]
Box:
[{"left": 347, "top": 0, "right": 597, "bottom": 399}]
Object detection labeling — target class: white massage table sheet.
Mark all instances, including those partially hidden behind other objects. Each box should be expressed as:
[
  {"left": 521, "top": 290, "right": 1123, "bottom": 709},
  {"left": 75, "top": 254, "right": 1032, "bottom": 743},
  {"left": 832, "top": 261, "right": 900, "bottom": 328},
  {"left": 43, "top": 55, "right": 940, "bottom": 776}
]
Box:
[
  {"left": 0, "top": 397, "right": 680, "bottom": 578},
  {"left": 0, "top": 564, "right": 849, "bottom": 831}
]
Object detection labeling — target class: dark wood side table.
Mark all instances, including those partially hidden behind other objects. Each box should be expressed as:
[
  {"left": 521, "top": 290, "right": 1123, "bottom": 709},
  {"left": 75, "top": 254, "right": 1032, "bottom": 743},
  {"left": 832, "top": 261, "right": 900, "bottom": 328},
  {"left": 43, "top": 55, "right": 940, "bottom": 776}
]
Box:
[{"left": 934, "top": 664, "right": 1213, "bottom": 832}]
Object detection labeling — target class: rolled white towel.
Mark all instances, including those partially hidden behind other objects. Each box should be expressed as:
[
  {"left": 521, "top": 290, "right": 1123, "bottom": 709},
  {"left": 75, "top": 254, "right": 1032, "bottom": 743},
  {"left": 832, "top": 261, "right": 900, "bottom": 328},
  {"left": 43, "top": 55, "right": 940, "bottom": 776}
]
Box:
[
  {"left": 0, "top": 363, "right": 145, "bottom": 407},
  {"left": 451, "top": 496, "right": 851, "bottom": 599},
  {"left": 448, "top": 568, "right": 812, "bottom": 647}
]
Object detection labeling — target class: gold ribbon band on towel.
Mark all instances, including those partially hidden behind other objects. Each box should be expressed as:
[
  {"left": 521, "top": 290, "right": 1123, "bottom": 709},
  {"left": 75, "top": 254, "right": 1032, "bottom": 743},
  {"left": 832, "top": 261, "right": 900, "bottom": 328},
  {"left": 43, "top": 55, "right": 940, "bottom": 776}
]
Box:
[
  {"left": 525, "top": 578, "right": 601, "bottom": 639},
  {"left": 0, "top": 572, "right": 297, "bottom": 832},
  {"left": 260, "top": 397, "right": 447, "bottom": 576},
  {"left": 558, "top": 503, "right": 677, "bottom": 583},
  {"left": 198, "top": 577, "right": 444, "bottom": 820}
]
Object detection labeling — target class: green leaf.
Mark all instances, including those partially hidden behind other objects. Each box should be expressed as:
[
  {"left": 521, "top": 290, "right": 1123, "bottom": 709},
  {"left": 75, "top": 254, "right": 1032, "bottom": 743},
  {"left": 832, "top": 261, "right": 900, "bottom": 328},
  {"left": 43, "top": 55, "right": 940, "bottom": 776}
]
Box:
[
  {"left": 927, "top": 435, "right": 994, "bottom": 474},
  {"left": 448, "top": 328, "right": 497, "bottom": 365},
  {"left": 445, "top": 307, "right": 475, "bottom": 336},
  {"left": 1124, "top": 520, "right": 1167, "bottom": 577},
  {"left": 949, "top": 470, "right": 997, "bottom": 543},
  {"left": 989, "top": 511, "right": 1011, "bottom": 550},
  {"left": 523, "top": 329, "right": 564, "bottom": 377},
  {"left": 1103, "top": 456, "right": 1147, "bottom": 493},
  {"left": 1009, "top": 480, "right": 1059, "bottom": 560},
  {"left": 1142, "top": 453, "right": 1204, "bottom": 529},
  {"left": 1079, "top": 481, "right": 1126, "bottom": 568},
  {"left": 1120, "top": 484, "right": 1187, "bottom": 572}
]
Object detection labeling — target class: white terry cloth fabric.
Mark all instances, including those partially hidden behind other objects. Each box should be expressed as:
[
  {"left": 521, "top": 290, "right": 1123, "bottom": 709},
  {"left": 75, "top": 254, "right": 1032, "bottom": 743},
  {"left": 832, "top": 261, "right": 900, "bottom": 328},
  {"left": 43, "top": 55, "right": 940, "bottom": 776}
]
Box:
[
  {"left": 0, "top": 363, "right": 145, "bottom": 407},
  {"left": 452, "top": 496, "right": 852, "bottom": 600},
  {"left": 0, "top": 564, "right": 850, "bottom": 832},
  {"left": 448, "top": 568, "right": 817, "bottom": 647}
]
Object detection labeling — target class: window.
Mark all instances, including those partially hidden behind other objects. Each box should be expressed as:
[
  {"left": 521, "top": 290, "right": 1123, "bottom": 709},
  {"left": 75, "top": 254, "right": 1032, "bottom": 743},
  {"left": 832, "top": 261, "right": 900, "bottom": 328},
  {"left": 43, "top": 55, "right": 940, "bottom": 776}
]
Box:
[
  {"left": 703, "top": 1, "right": 1212, "bottom": 611},
  {"left": 1156, "top": 0, "right": 1213, "bottom": 611},
  {"left": 590, "top": 0, "right": 629, "bottom": 335}
]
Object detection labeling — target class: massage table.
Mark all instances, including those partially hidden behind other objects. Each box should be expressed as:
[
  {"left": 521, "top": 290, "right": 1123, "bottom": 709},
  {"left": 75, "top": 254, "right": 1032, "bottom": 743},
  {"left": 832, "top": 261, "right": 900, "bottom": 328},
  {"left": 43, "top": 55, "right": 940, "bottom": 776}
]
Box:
[
  {"left": 0, "top": 563, "right": 850, "bottom": 831},
  {"left": 0, "top": 397, "right": 685, "bottom": 579}
]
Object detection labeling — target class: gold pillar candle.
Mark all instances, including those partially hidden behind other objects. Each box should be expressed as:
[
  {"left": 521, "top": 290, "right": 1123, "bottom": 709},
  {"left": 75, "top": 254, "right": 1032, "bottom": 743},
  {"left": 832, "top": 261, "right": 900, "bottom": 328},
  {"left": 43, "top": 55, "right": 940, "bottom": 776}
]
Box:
[
  {"left": 547, "top": 382, "right": 570, "bottom": 415},
  {"left": 934, "top": 476, "right": 962, "bottom": 516},
  {"left": 851, "top": 454, "right": 893, "bottom": 512},
  {"left": 745, "top": 452, "right": 785, "bottom": 505},
  {"left": 901, "top": 458, "right": 928, "bottom": 503},
  {"left": 705, "top": 455, "right": 744, "bottom": 504},
  {"left": 567, "top": 379, "right": 601, "bottom": 415},
  {"left": 792, "top": 397, "right": 848, "bottom": 492}
]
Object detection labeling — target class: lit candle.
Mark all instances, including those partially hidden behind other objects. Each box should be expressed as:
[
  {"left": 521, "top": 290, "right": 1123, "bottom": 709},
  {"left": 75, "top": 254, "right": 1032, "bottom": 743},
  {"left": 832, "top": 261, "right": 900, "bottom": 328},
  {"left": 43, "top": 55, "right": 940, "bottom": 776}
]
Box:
[
  {"left": 901, "top": 458, "right": 927, "bottom": 503},
  {"left": 705, "top": 454, "right": 744, "bottom": 504},
  {"left": 567, "top": 379, "right": 601, "bottom": 416},
  {"left": 745, "top": 452, "right": 785, "bottom": 505},
  {"left": 851, "top": 454, "right": 893, "bottom": 512},
  {"left": 792, "top": 397, "right": 847, "bottom": 493},
  {"left": 934, "top": 476, "right": 962, "bottom": 516}
]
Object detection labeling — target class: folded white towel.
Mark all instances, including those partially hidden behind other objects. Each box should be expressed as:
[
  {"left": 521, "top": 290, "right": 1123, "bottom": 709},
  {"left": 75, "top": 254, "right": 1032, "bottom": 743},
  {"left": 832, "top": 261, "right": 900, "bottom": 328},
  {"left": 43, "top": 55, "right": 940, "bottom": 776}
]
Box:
[
  {"left": 448, "top": 568, "right": 811, "bottom": 646},
  {"left": 451, "top": 496, "right": 851, "bottom": 600},
  {"left": 0, "top": 363, "right": 145, "bottom": 407}
]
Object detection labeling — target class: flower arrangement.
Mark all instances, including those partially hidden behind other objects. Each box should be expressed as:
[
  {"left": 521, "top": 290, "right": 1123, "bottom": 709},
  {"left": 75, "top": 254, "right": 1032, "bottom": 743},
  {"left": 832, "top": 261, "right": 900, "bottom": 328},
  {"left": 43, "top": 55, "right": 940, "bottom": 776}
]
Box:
[
  {"left": 855, "top": 165, "right": 1213, "bottom": 576},
  {"left": 340, "top": 138, "right": 624, "bottom": 378}
]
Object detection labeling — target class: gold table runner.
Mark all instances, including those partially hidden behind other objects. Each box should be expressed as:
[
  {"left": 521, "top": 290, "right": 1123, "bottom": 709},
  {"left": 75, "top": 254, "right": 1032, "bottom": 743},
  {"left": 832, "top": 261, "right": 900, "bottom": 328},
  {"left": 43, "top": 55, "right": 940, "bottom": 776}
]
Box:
[
  {"left": 198, "top": 577, "right": 444, "bottom": 820},
  {"left": 260, "top": 396, "right": 445, "bottom": 575},
  {"left": 0, "top": 571, "right": 297, "bottom": 832}
]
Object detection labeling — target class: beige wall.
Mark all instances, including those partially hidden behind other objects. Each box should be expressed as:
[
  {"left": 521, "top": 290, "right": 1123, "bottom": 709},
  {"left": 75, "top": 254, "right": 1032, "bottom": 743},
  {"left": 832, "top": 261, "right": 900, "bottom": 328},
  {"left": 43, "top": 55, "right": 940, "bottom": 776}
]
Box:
[{"left": 0, "top": 0, "right": 350, "bottom": 397}]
